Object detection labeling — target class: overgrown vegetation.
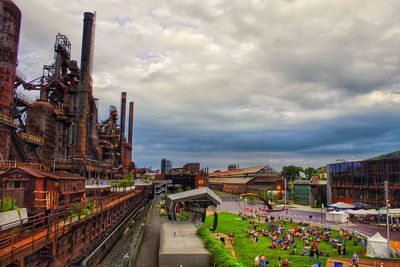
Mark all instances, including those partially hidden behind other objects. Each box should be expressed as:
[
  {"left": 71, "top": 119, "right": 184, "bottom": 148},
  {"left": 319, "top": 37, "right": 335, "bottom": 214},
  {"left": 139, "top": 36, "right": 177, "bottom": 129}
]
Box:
[
  {"left": 69, "top": 200, "right": 97, "bottom": 219},
  {"left": 197, "top": 226, "right": 242, "bottom": 267},
  {"left": 176, "top": 185, "right": 183, "bottom": 193},
  {"left": 112, "top": 172, "right": 134, "bottom": 188},
  {"left": 0, "top": 198, "right": 19, "bottom": 212}
]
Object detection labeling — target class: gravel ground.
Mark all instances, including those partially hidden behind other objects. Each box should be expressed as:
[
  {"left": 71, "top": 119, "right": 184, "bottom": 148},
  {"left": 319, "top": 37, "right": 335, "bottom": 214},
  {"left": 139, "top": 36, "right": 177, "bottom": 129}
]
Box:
[{"left": 100, "top": 202, "right": 151, "bottom": 267}]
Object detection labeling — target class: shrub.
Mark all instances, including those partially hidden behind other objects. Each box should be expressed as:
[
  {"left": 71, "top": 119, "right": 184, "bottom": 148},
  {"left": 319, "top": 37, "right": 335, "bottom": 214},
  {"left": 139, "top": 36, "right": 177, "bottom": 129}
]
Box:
[
  {"left": 197, "top": 227, "right": 242, "bottom": 267},
  {"left": 0, "top": 198, "right": 18, "bottom": 212},
  {"left": 176, "top": 186, "right": 183, "bottom": 193}
]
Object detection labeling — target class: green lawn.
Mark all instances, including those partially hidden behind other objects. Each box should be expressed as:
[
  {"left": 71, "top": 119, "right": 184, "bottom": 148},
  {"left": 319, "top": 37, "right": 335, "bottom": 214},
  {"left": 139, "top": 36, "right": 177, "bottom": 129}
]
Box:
[{"left": 202, "top": 213, "right": 364, "bottom": 267}]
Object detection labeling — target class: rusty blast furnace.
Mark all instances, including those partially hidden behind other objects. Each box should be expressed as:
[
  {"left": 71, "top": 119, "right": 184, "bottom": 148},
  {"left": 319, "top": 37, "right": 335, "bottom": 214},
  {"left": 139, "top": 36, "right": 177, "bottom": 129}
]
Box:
[{"left": 0, "top": 2, "right": 135, "bottom": 179}]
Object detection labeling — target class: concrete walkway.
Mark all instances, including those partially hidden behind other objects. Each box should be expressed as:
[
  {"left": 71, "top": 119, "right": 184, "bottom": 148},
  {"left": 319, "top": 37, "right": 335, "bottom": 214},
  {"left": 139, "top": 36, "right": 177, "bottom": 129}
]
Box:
[{"left": 134, "top": 200, "right": 165, "bottom": 267}]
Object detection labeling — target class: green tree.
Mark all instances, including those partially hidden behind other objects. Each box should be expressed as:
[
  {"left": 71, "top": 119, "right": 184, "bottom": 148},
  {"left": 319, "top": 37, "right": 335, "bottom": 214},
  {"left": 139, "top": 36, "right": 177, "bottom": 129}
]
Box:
[
  {"left": 142, "top": 174, "right": 151, "bottom": 183},
  {"left": 304, "top": 167, "right": 318, "bottom": 179},
  {"left": 185, "top": 186, "right": 192, "bottom": 191},
  {"left": 280, "top": 165, "right": 304, "bottom": 180}
]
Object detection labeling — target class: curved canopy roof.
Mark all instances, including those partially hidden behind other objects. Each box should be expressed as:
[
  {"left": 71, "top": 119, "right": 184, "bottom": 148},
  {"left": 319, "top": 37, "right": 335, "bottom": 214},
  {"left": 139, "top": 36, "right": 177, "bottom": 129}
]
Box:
[{"left": 165, "top": 187, "right": 222, "bottom": 221}]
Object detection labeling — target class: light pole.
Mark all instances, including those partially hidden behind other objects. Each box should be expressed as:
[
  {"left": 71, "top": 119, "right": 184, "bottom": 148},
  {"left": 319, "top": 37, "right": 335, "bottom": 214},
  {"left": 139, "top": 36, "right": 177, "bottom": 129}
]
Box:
[
  {"left": 384, "top": 181, "right": 390, "bottom": 258},
  {"left": 284, "top": 176, "right": 288, "bottom": 217},
  {"left": 321, "top": 203, "right": 324, "bottom": 221}
]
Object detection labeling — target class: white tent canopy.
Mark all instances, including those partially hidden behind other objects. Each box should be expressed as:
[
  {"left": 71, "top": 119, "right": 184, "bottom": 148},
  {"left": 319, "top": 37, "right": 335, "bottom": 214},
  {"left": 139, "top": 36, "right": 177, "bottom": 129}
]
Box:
[
  {"left": 367, "top": 232, "right": 388, "bottom": 258},
  {"left": 348, "top": 209, "right": 365, "bottom": 215},
  {"left": 326, "top": 210, "right": 349, "bottom": 223},
  {"left": 329, "top": 202, "right": 355, "bottom": 209},
  {"left": 348, "top": 209, "right": 379, "bottom": 216}
]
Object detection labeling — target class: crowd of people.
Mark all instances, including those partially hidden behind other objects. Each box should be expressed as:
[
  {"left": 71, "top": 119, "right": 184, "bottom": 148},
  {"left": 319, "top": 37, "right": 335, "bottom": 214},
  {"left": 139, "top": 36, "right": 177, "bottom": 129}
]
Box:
[{"left": 238, "top": 212, "right": 367, "bottom": 266}]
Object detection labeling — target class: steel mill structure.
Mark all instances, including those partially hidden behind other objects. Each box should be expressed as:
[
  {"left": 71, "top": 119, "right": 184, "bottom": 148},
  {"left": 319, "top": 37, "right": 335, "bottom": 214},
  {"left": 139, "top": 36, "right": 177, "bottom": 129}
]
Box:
[
  {"left": 0, "top": 3, "right": 135, "bottom": 179},
  {"left": 0, "top": 1, "right": 152, "bottom": 266}
]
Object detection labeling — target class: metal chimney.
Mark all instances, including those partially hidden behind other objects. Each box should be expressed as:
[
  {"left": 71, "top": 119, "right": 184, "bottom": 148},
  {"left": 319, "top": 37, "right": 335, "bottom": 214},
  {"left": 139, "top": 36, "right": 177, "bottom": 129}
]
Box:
[
  {"left": 75, "top": 11, "right": 95, "bottom": 156},
  {"left": 128, "top": 101, "right": 134, "bottom": 146},
  {"left": 120, "top": 92, "right": 127, "bottom": 163}
]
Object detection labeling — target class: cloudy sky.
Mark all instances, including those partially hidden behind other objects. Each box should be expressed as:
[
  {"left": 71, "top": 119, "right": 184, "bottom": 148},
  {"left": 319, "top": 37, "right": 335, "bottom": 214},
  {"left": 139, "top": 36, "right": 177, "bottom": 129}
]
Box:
[{"left": 14, "top": 0, "right": 400, "bottom": 171}]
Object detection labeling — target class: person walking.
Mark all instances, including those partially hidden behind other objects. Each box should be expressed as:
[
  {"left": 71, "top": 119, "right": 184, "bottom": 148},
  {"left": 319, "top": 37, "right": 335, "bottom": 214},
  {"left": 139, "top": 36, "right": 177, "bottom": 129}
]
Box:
[
  {"left": 309, "top": 248, "right": 315, "bottom": 261},
  {"left": 352, "top": 252, "right": 359, "bottom": 267}
]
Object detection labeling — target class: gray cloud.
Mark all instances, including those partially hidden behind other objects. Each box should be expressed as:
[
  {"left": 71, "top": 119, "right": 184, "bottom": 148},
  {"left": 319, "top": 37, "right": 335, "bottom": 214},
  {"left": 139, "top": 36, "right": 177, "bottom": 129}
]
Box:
[{"left": 14, "top": 0, "right": 400, "bottom": 170}]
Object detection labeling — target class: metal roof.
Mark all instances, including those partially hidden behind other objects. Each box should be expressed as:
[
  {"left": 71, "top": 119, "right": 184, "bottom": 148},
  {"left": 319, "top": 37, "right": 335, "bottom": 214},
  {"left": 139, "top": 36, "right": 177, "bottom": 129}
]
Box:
[
  {"left": 166, "top": 187, "right": 222, "bottom": 205},
  {"left": 208, "top": 177, "right": 254, "bottom": 184},
  {"left": 165, "top": 187, "right": 222, "bottom": 221},
  {"left": 209, "top": 166, "right": 265, "bottom": 177}
]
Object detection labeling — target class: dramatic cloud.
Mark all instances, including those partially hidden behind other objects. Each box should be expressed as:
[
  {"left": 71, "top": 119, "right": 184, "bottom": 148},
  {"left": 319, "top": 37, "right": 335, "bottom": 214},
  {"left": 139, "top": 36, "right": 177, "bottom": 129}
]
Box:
[{"left": 14, "top": 0, "right": 400, "bottom": 170}]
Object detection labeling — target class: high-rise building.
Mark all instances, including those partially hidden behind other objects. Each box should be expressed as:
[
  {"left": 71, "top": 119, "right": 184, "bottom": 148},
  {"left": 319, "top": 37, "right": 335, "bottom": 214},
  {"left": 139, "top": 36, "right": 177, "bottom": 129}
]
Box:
[
  {"left": 228, "top": 164, "right": 237, "bottom": 171},
  {"left": 161, "top": 159, "right": 172, "bottom": 174},
  {"left": 183, "top": 163, "right": 200, "bottom": 173}
]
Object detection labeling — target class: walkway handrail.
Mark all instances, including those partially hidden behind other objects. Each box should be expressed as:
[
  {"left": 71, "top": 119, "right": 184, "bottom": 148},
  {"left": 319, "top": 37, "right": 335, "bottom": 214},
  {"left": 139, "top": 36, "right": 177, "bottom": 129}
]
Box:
[{"left": 0, "top": 188, "right": 142, "bottom": 260}]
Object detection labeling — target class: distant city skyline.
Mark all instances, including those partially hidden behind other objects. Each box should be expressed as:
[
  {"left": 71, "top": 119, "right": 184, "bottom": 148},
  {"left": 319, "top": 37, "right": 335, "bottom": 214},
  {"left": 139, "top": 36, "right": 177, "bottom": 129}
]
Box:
[{"left": 15, "top": 1, "right": 400, "bottom": 170}]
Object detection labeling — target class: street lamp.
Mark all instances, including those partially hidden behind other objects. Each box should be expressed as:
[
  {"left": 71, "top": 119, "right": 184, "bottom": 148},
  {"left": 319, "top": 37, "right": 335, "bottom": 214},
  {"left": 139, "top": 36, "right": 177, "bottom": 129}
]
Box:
[
  {"left": 283, "top": 176, "right": 288, "bottom": 217},
  {"left": 384, "top": 181, "right": 390, "bottom": 258}
]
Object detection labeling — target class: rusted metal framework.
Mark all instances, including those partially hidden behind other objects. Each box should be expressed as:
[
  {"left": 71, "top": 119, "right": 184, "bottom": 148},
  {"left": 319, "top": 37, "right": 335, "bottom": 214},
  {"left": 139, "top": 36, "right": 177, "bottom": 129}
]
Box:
[
  {"left": 0, "top": 1, "right": 135, "bottom": 179},
  {"left": 0, "top": 2, "right": 147, "bottom": 266},
  {"left": 0, "top": 186, "right": 152, "bottom": 267}
]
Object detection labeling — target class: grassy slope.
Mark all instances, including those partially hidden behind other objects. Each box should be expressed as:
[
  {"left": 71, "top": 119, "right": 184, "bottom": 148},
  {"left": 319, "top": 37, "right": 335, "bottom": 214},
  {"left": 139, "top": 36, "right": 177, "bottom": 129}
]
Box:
[{"left": 203, "top": 213, "right": 364, "bottom": 267}]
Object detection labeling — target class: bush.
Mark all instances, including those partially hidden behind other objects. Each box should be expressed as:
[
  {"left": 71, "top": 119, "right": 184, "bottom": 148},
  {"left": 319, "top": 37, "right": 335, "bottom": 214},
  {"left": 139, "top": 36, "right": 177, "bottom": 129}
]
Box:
[
  {"left": 112, "top": 173, "right": 134, "bottom": 188},
  {"left": 176, "top": 186, "right": 183, "bottom": 193},
  {"left": 0, "top": 198, "right": 18, "bottom": 212},
  {"left": 197, "top": 227, "right": 242, "bottom": 267}
]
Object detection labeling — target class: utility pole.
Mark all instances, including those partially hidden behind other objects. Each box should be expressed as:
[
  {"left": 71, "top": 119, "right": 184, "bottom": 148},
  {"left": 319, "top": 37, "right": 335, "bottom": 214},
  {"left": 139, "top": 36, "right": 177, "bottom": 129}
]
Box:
[
  {"left": 284, "top": 176, "right": 288, "bottom": 217},
  {"left": 384, "top": 181, "right": 390, "bottom": 258}
]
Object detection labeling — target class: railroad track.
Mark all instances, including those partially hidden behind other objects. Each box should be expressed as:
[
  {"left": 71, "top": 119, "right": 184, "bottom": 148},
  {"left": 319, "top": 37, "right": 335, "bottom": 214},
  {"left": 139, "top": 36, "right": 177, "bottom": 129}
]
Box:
[{"left": 73, "top": 197, "right": 148, "bottom": 267}]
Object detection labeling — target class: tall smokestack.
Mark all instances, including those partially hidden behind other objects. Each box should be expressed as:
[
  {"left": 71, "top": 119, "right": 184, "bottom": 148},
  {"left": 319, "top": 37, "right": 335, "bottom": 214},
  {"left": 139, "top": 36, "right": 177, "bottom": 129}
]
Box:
[
  {"left": 120, "top": 92, "right": 127, "bottom": 163},
  {"left": 75, "top": 11, "right": 95, "bottom": 156},
  {"left": 80, "top": 12, "right": 95, "bottom": 89},
  {"left": 128, "top": 101, "right": 134, "bottom": 146},
  {"left": 0, "top": 0, "right": 21, "bottom": 160}
]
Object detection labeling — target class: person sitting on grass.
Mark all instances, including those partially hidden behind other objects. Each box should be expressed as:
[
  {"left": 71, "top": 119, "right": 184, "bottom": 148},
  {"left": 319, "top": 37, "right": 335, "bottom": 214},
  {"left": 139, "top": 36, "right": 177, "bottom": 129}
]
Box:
[
  {"left": 259, "top": 255, "right": 267, "bottom": 267},
  {"left": 281, "top": 244, "right": 289, "bottom": 250},
  {"left": 301, "top": 248, "right": 309, "bottom": 256},
  {"left": 282, "top": 258, "right": 290, "bottom": 267},
  {"left": 268, "top": 242, "right": 277, "bottom": 249}
]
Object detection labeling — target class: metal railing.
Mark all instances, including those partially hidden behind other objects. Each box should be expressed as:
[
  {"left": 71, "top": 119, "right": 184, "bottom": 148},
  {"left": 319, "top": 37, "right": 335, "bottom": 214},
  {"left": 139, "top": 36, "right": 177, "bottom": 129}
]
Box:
[
  {"left": 19, "top": 132, "right": 44, "bottom": 145},
  {"left": 15, "top": 93, "right": 33, "bottom": 106},
  {"left": 0, "top": 161, "right": 49, "bottom": 172},
  {"left": 0, "top": 113, "right": 18, "bottom": 128},
  {"left": 15, "top": 70, "right": 26, "bottom": 83},
  {"left": 0, "top": 189, "right": 142, "bottom": 262}
]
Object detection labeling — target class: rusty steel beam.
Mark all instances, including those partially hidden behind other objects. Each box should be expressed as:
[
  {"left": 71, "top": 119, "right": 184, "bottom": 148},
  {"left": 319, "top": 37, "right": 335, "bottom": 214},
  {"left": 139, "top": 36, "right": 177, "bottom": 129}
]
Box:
[
  {"left": 119, "top": 92, "right": 127, "bottom": 164},
  {"left": 0, "top": 0, "right": 21, "bottom": 160},
  {"left": 128, "top": 101, "right": 134, "bottom": 147},
  {"left": 75, "top": 12, "right": 95, "bottom": 157}
]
